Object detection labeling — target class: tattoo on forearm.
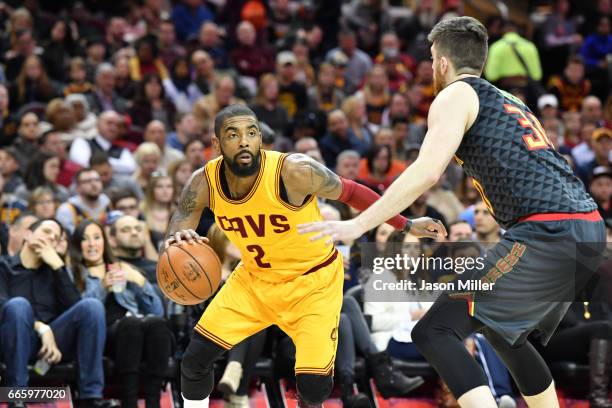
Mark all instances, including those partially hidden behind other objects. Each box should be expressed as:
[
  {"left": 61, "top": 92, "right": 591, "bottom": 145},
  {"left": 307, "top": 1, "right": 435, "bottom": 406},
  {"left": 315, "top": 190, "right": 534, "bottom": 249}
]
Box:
[{"left": 167, "top": 173, "right": 203, "bottom": 235}]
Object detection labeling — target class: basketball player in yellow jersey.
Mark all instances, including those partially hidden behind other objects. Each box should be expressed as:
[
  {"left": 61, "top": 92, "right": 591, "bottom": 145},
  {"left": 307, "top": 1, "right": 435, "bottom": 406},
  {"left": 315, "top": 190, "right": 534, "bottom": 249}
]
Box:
[{"left": 164, "top": 105, "right": 445, "bottom": 408}]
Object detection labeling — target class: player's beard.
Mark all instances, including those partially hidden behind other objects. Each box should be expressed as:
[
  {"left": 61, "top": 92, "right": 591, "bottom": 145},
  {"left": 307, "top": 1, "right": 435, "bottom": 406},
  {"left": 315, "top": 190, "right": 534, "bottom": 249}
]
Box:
[
  {"left": 433, "top": 63, "right": 446, "bottom": 96},
  {"left": 224, "top": 149, "right": 261, "bottom": 177}
]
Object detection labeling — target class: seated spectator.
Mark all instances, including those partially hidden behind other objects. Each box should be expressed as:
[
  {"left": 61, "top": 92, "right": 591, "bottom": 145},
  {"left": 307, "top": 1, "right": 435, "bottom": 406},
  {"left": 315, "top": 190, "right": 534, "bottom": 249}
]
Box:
[
  {"left": 547, "top": 55, "right": 591, "bottom": 112},
  {"left": 12, "top": 111, "right": 41, "bottom": 169},
  {"left": 83, "top": 36, "right": 107, "bottom": 84},
  {"left": 360, "top": 144, "right": 396, "bottom": 193},
  {"left": 90, "top": 152, "right": 143, "bottom": 200},
  {"left": 341, "top": 95, "right": 373, "bottom": 149},
  {"left": 3, "top": 212, "right": 38, "bottom": 256},
  {"left": 326, "top": 29, "right": 373, "bottom": 94},
  {"left": 577, "top": 128, "right": 612, "bottom": 184},
  {"left": 572, "top": 122, "right": 598, "bottom": 167},
  {"left": 129, "top": 35, "right": 170, "bottom": 82},
  {"left": 143, "top": 120, "right": 184, "bottom": 169},
  {"left": 167, "top": 112, "right": 200, "bottom": 152},
  {"left": 168, "top": 160, "right": 194, "bottom": 204},
  {"left": 309, "top": 63, "right": 345, "bottom": 114},
  {"left": 231, "top": 20, "right": 275, "bottom": 81},
  {"left": 374, "top": 32, "right": 414, "bottom": 93},
  {"left": 0, "top": 147, "right": 24, "bottom": 194},
  {"left": 130, "top": 74, "right": 176, "bottom": 129},
  {"left": 589, "top": 166, "right": 612, "bottom": 219},
  {"left": 64, "top": 57, "right": 95, "bottom": 97},
  {"left": 69, "top": 111, "right": 138, "bottom": 176},
  {"left": 158, "top": 20, "right": 187, "bottom": 69},
  {"left": 141, "top": 174, "right": 175, "bottom": 250},
  {"left": 358, "top": 128, "right": 407, "bottom": 182},
  {"left": 426, "top": 174, "right": 465, "bottom": 224},
  {"left": 357, "top": 65, "right": 390, "bottom": 130},
  {"left": 582, "top": 95, "right": 605, "bottom": 127},
  {"left": 133, "top": 142, "right": 163, "bottom": 192},
  {"left": 27, "top": 186, "right": 57, "bottom": 219},
  {"left": 0, "top": 219, "right": 106, "bottom": 407},
  {"left": 198, "top": 22, "right": 230, "bottom": 69},
  {"left": 56, "top": 168, "right": 111, "bottom": 233},
  {"left": 41, "top": 18, "right": 73, "bottom": 83},
  {"left": 0, "top": 83, "right": 19, "bottom": 147},
  {"left": 473, "top": 201, "right": 501, "bottom": 248},
  {"left": 191, "top": 50, "right": 217, "bottom": 96},
  {"left": 197, "top": 75, "right": 246, "bottom": 118},
  {"left": 9, "top": 54, "right": 59, "bottom": 111},
  {"left": 39, "top": 130, "right": 82, "bottom": 188},
  {"left": 276, "top": 51, "right": 309, "bottom": 118},
  {"left": 171, "top": 0, "right": 214, "bottom": 43},
  {"left": 87, "top": 63, "right": 129, "bottom": 115},
  {"left": 3, "top": 24, "right": 38, "bottom": 82},
  {"left": 65, "top": 94, "right": 98, "bottom": 139},
  {"left": 401, "top": 190, "right": 447, "bottom": 229},
  {"left": 580, "top": 16, "right": 612, "bottom": 100},
  {"left": 163, "top": 57, "right": 201, "bottom": 114},
  {"left": 70, "top": 220, "right": 170, "bottom": 408},
  {"left": 320, "top": 110, "right": 368, "bottom": 169},
  {"left": 114, "top": 56, "right": 138, "bottom": 101},
  {"left": 15, "top": 149, "right": 69, "bottom": 202},
  {"left": 184, "top": 139, "right": 207, "bottom": 169},
  {"left": 43, "top": 98, "right": 80, "bottom": 143},
  {"left": 291, "top": 38, "right": 315, "bottom": 87},
  {"left": 560, "top": 111, "right": 582, "bottom": 152},
  {"left": 108, "top": 189, "right": 142, "bottom": 220},
  {"left": 250, "top": 74, "right": 289, "bottom": 136}
]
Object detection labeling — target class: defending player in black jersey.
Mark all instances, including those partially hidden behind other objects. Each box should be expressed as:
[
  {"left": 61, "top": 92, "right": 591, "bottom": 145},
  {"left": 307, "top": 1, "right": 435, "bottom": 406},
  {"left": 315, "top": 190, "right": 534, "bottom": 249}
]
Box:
[{"left": 299, "top": 16, "right": 605, "bottom": 408}]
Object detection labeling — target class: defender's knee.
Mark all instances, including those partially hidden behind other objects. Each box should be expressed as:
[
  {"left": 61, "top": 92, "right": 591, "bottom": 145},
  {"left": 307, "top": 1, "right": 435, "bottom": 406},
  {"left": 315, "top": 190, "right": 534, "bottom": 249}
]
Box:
[
  {"left": 296, "top": 374, "right": 333, "bottom": 405},
  {"left": 180, "top": 335, "right": 226, "bottom": 400}
]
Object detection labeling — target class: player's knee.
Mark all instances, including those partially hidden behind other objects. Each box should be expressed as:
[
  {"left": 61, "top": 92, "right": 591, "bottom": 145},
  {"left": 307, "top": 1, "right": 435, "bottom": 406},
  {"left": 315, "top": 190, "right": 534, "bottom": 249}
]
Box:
[
  {"left": 296, "top": 374, "right": 333, "bottom": 404},
  {"left": 181, "top": 335, "right": 225, "bottom": 400}
]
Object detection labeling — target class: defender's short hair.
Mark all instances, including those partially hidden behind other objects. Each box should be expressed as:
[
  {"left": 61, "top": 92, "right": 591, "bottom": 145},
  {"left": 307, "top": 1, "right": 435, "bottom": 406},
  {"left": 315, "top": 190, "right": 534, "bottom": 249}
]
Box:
[
  {"left": 427, "top": 16, "right": 488, "bottom": 74},
  {"left": 214, "top": 105, "right": 258, "bottom": 138}
]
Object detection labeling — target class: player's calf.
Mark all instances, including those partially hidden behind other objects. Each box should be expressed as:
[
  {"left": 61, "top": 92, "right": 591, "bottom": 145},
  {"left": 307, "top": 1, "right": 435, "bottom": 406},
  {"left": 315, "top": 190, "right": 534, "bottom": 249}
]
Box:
[
  {"left": 296, "top": 374, "right": 333, "bottom": 406},
  {"left": 181, "top": 334, "right": 227, "bottom": 401}
]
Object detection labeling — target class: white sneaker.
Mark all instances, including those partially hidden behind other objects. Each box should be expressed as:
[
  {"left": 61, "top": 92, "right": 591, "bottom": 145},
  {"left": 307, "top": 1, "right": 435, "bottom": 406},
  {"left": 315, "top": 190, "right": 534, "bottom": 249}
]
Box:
[
  {"left": 218, "top": 361, "right": 243, "bottom": 394},
  {"left": 498, "top": 395, "right": 517, "bottom": 408},
  {"left": 224, "top": 394, "right": 249, "bottom": 408}
]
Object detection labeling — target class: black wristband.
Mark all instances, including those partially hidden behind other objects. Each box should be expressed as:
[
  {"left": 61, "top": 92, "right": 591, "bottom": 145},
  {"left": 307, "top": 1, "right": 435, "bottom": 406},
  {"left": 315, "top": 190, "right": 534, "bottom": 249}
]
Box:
[{"left": 402, "top": 219, "right": 413, "bottom": 234}]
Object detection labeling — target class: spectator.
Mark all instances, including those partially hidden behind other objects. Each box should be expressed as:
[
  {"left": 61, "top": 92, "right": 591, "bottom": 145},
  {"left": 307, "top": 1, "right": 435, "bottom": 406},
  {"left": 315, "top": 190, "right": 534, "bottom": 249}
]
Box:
[
  {"left": 3, "top": 212, "right": 38, "bottom": 256},
  {"left": 191, "top": 50, "right": 217, "bottom": 96},
  {"left": 56, "top": 168, "right": 111, "bottom": 233},
  {"left": 448, "top": 220, "right": 474, "bottom": 242},
  {"left": 572, "top": 122, "right": 598, "bottom": 167},
  {"left": 583, "top": 95, "right": 606, "bottom": 126},
  {"left": 39, "top": 130, "right": 82, "bottom": 188},
  {"left": 105, "top": 17, "right": 128, "bottom": 57},
  {"left": 12, "top": 111, "right": 40, "bottom": 168},
  {"left": 66, "top": 94, "right": 98, "bottom": 139},
  {"left": 1, "top": 8, "right": 34, "bottom": 73},
  {"left": 199, "top": 21, "right": 230, "bottom": 69},
  {"left": 427, "top": 175, "right": 465, "bottom": 225},
  {"left": 401, "top": 190, "right": 447, "bottom": 229},
  {"left": 374, "top": 32, "right": 414, "bottom": 93},
  {"left": 320, "top": 110, "right": 367, "bottom": 169},
  {"left": 114, "top": 56, "right": 139, "bottom": 101},
  {"left": 276, "top": 51, "right": 309, "bottom": 118},
  {"left": 577, "top": 128, "right": 612, "bottom": 184},
  {"left": 84, "top": 37, "right": 107, "bottom": 83},
  {"left": 0, "top": 84, "right": 19, "bottom": 147},
  {"left": 158, "top": 20, "right": 186, "bottom": 69},
  {"left": 90, "top": 152, "right": 143, "bottom": 200},
  {"left": 71, "top": 220, "right": 170, "bottom": 408},
  {"left": 358, "top": 128, "right": 407, "bottom": 181},
  {"left": 133, "top": 142, "right": 163, "bottom": 192},
  {"left": 129, "top": 35, "right": 170, "bottom": 82},
  {"left": 41, "top": 19, "right": 74, "bottom": 83},
  {"left": 4, "top": 29, "right": 39, "bottom": 82},
  {"left": 358, "top": 64, "right": 390, "bottom": 130},
  {"left": 167, "top": 113, "right": 200, "bottom": 152},
  {"left": 108, "top": 213, "right": 159, "bottom": 280},
  {"left": 44, "top": 98, "right": 80, "bottom": 143},
  {"left": 0, "top": 218, "right": 106, "bottom": 406},
  {"left": 473, "top": 201, "right": 500, "bottom": 248},
  {"left": 197, "top": 75, "right": 245, "bottom": 117},
  {"left": 184, "top": 139, "right": 206, "bottom": 170},
  {"left": 171, "top": 0, "right": 214, "bottom": 42},
  {"left": 547, "top": 55, "right": 591, "bottom": 112},
  {"left": 0, "top": 147, "right": 24, "bottom": 194},
  {"left": 27, "top": 186, "right": 57, "bottom": 219},
  {"left": 309, "top": 63, "right": 345, "bottom": 113},
  {"left": 9, "top": 54, "right": 59, "bottom": 111},
  {"left": 341, "top": 95, "right": 373, "bottom": 149},
  {"left": 168, "top": 159, "right": 194, "bottom": 204},
  {"left": 250, "top": 74, "right": 289, "bottom": 136},
  {"left": 141, "top": 174, "right": 174, "bottom": 250},
  {"left": 69, "top": 111, "right": 138, "bottom": 176},
  {"left": 326, "top": 29, "right": 373, "bottom": 94},
  {"left": 87, "top": 63, "right": 129, "bottom": 115},
  {"left": 164, "top": 57, "right": 201, "bottom": 114},
  {"left": 143, "top": 120, "right": 184, "bottom": 169},
  {"left": 231, "top": 20, "right": 275, "bottom": 80},
  {"left": 291, "top": 38, "right": 315, "bottom": 86},
  {"left": 360, "top": 144, "right": 396, "bottom": 193},
  {"left": 580, "top": 16, "right": 611, "bottom": 100},
  {"left": 64, "top": 57, "right": 95, "bottom": 97},
  {"left": 541, "top": 0, "right": 582, "bottom": 78},
  {"left": 15, "top": 150, "right": 69, "bottom": 203},
  {"left": 130, "top": 74, "right": 176, "bottom": 129},
  {"left": 589, "top": 166, "right": 612, "bottom": 219}
]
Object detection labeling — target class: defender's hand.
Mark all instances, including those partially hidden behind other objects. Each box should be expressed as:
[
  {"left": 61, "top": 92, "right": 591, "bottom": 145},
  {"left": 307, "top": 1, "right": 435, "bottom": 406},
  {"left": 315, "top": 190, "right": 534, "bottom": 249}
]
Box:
[
  {"left": 409, "top": 217, "right": 447, "bottom": 239},
  {"left": 164, "top": 229, "right": 208, "bottom": 249}
]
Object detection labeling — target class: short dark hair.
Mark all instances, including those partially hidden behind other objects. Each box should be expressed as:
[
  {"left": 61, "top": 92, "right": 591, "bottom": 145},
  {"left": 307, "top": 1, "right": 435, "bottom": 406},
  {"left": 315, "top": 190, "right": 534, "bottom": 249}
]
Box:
[
  {"left": 74, "top": 167, "right": 97, "bottom": 184},
  {"left": 427, "top": 16, "right": 488, "bottom": 74},
  {"left": 108, "top": 188, "right": 138, "bottom": 207},
  {"left": 90, "top": 151, "right": 110, "bottom": 167},
  {"left": 214, "top": 105, "right": 258, "bottom": 138},
  {"left": 28, "top": 217, "right": 64, "bottom": 236}
]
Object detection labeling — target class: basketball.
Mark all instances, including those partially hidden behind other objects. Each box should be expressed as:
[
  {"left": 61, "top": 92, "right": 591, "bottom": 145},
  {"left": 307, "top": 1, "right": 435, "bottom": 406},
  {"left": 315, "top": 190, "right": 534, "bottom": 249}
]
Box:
[{"left": 157, "top": 242, "right": 223, "bottom": 305}]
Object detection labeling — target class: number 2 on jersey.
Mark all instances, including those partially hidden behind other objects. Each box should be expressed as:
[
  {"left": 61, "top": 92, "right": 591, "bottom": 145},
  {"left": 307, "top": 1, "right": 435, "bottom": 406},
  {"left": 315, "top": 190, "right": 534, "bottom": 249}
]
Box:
[
  {"left": 504, "top": 104, "right": 553, "bottom": 151},
  {"left": 246, "top": 244, "right": 271, "bottom": 268}
]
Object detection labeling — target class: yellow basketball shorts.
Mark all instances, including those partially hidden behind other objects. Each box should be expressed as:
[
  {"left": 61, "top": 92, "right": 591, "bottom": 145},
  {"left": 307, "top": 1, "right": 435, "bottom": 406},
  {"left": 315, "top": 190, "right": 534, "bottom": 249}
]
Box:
[{"left": 195, "top": 249, "right": 343, "bottom": 376}]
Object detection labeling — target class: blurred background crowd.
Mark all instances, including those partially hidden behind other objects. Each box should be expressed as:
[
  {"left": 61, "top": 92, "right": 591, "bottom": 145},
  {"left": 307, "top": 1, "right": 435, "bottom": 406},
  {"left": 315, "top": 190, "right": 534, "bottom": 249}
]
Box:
[{"left": 0, "top": 0, "right": 610, "bottom": 407}]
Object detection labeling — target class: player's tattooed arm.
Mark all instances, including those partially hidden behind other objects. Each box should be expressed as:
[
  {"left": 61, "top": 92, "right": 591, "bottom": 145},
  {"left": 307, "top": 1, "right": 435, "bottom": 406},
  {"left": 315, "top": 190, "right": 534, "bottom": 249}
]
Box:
[
  {"left": 164, "top": 168, "right": 210, "bottom": 246},
  {"left": 281, "top": 153, "right": 343, "bottom": 202}
]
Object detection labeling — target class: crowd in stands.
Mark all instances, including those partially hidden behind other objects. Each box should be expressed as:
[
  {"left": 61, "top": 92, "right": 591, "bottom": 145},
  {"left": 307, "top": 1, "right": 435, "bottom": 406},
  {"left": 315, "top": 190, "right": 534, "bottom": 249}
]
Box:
[{"left": 0, "top": 0, "right": 611, "bottom": 407}]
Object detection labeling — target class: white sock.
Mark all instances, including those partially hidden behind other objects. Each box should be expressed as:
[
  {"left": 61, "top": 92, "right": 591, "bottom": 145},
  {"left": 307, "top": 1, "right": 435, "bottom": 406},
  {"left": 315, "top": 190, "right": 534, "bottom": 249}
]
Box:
[{"left": 182, "top": 394, "right": 209, "bottom": 408}]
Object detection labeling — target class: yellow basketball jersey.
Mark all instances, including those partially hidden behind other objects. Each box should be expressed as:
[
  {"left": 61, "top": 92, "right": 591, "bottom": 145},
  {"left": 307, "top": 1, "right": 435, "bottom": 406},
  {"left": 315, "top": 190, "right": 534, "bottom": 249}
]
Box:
[{"left": 204, "top": 150, "right": 336, "bottom": 282}]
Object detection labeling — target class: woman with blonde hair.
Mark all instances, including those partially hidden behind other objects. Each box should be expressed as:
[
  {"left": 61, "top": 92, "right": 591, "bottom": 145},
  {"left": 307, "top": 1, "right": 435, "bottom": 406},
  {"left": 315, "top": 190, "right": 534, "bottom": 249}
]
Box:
[
  {"left": 141, "top": 173, "right": 174, "bottom": 250},
  {"left": 167, "top": 159, "right": 193, "bottom": 205},
  {"left": 9, "top": 55, "right": 58, "bottom": 110},
  {"left": 133, "top": 142, "right": 162, "bottom": 191},
  {"left": 27, "top": 186, "right": 57, "bottom": 218},
  {"left": 342, "top": 95, "right": 373, "bottom": 148},
  {"left": 357, "top": 64, "right": 390, "bottom": 131},
  {"left": 308, "top": 62, "right": 345, "bottom": 113},
  {"left": 250, "top": 73, "right": 289, "bottom": 135}
]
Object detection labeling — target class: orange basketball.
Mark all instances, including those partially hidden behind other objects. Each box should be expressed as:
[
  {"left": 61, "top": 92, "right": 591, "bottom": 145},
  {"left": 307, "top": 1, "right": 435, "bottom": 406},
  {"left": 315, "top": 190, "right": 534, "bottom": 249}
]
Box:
[{"left": 157, "top": 242, "right": 223, "bottom": 305}]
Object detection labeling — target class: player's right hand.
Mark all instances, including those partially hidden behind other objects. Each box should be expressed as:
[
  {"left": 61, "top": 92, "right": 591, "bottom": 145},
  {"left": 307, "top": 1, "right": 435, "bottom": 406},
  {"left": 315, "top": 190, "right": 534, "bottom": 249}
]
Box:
[{"left": 164, "top": 229, "right": 209, "bottom": 249}]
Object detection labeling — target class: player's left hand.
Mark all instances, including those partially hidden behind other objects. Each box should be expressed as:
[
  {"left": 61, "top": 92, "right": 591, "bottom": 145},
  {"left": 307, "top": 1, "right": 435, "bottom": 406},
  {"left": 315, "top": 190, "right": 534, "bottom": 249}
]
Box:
[
  {"left": 298, "top": 219, "right": 363, "bottom": 245},
  {"left": 409, "top": 217, "right": 447, "bottom": 239}
]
